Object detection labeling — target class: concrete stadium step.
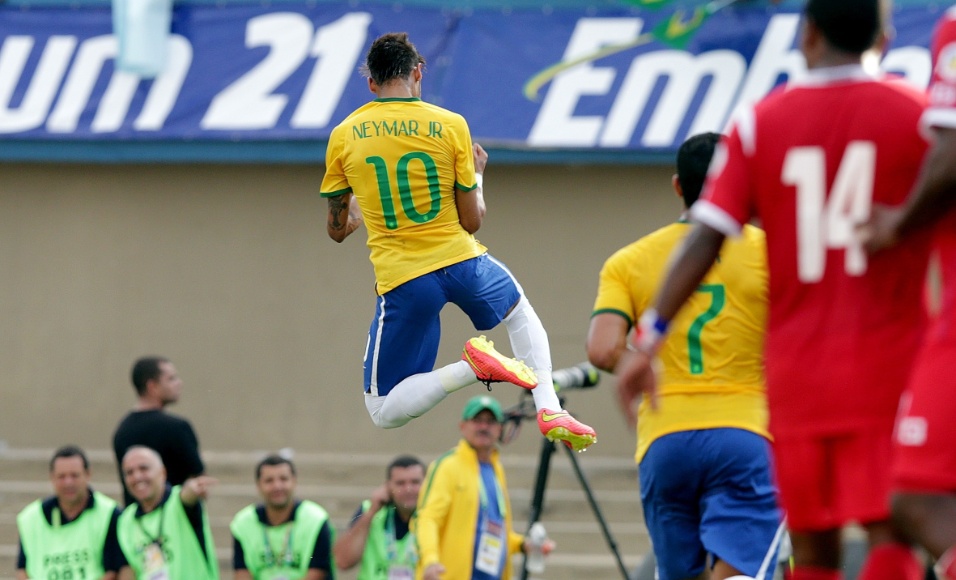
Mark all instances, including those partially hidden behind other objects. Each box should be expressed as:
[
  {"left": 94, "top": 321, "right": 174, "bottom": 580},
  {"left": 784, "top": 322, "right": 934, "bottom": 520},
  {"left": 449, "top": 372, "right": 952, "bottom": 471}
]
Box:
[{"left": 0, "top": 448, "right": 650, "bottom": 580}]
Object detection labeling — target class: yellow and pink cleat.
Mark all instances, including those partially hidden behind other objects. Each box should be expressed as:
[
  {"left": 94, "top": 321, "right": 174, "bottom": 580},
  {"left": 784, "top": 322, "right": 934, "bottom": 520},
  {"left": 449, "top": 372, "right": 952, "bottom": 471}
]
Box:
[
  {"left": 462, "top": 335, "right": 538, "bottom": 390},
  {"left": 537, "top": 409, "right": 597, "bottom": 452}
]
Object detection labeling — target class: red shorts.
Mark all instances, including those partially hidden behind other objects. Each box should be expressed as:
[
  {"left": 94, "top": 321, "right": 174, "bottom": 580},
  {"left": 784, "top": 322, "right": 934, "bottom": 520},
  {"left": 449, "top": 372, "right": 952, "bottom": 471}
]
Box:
[
  {"left": 893, "top": 343, "right": 956, "bottom": 492},
  {"left": 773, "top": 426, "right": 894, "bottom": 532}
]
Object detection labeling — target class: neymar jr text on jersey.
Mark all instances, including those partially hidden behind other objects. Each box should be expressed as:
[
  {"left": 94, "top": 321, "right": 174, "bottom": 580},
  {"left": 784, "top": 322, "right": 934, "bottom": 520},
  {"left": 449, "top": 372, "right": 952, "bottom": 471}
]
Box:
[{"left": 351, "top": 119, "right": 443, "bottom": 140}]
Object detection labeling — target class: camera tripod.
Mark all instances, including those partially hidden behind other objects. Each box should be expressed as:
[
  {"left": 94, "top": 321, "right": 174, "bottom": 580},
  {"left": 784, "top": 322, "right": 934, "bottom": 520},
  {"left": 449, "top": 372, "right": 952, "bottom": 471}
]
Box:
[{"left": 501, "top": 365, "right": 630, "bottom": 580}]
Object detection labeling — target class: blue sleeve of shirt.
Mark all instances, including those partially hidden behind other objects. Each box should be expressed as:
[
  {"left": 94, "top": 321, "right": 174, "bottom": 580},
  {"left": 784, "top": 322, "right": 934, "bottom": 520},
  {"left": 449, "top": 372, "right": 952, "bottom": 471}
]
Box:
[
  {"left": 116, "top": 540, "right": 129, "bottom": 568},
  {"left": 102, "top": 508, "right": 124, "bottom": 572},
  {"left": 348, "top": 504, "right": 365, "bottom": 528},
  {"left": 309, "top": 520, "right": 333, "bottom": 575},
  {"left": 233, "top": 534, "right": 248, "bottom": 570},
  {"left": 16, "top": 539, "right": 25, "bottom": 569},
  {"left": 184, "top": 500, "right": 206, "bottom": 553}
]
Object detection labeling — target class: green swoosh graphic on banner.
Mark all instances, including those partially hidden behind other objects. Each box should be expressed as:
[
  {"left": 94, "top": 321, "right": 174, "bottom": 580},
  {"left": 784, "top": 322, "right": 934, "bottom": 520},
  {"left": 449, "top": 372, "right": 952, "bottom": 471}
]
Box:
[
  {"left": 624, "top": 0, "right": 677, "bottom": 9},
  {"left": 653, "top": 6, "right": 709, "bottom": 49},
  {"left": 523, "top": 0, "right": 741, "bottom": 102},
  {"left": 522, "top": 32, "right": 657, "bottom": 101}
]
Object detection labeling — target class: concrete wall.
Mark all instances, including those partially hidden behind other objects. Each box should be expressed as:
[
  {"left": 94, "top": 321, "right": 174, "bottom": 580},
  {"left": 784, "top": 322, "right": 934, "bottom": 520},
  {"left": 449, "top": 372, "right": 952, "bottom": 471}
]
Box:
[{"left": 0, "top": 162, "right": 680, "bottom": 460}]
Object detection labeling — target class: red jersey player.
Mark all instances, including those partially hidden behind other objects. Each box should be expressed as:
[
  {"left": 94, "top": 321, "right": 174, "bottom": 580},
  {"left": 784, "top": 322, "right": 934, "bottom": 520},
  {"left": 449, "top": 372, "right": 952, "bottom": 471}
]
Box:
[
  {"left": 862, "top": 7, "right": 956, "bottom": 580},
  {"left": 615, "top": 1, "right": 933, "bottom": 579}
]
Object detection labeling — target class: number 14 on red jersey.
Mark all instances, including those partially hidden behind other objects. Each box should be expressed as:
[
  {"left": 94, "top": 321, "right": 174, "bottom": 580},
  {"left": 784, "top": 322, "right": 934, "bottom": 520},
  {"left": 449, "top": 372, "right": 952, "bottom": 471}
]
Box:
[{"left": 783, "top": 141, "right": 876, "bottom": 283}]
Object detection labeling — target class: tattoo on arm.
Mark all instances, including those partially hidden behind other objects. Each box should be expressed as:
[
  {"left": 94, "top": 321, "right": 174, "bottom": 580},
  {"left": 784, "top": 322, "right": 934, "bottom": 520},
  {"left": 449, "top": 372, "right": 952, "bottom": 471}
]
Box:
[{"left": 329, "top": 197, "right": 349, "bottom": 231}]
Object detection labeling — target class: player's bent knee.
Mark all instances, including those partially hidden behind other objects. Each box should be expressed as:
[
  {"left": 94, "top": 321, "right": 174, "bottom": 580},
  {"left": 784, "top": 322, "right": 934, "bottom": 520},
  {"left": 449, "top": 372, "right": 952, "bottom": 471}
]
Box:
[
  {"left": 364, "top": 394, "right": 410, "bottom": 429},
  {"left": 369, "top": 410, "right": 397, "bottom": 429},
  {"left": 375, "top": 416, "right": 407, "bottom": 429}
]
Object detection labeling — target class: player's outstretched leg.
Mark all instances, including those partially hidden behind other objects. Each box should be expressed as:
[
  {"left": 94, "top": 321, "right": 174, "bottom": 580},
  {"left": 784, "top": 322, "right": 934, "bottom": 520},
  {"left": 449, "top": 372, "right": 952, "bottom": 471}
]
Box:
[
  {"left": 462, "top": 335, "right": 537, "bottom": 389},
  {"left": 501, "top": 295, "right": 597, "bottom": 452}
]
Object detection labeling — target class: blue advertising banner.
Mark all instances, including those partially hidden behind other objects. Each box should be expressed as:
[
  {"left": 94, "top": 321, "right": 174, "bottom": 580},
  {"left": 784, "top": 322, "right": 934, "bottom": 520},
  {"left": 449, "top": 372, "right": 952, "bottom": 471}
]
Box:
[{"left": 0, "top": 2, "right": 941, "bottom": 161}]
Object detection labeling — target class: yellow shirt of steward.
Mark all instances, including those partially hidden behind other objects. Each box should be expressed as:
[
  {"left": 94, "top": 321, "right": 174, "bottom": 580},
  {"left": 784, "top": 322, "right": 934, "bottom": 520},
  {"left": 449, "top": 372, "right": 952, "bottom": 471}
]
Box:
[
  {"left": 593, "top": 222, "right": 769, "bottom": 462},
  {"left": 320, "top": 98, "right": 487, "bottom": 294},
  {"left": 413, "top": 439, "right": 524, "bottom": 580}
]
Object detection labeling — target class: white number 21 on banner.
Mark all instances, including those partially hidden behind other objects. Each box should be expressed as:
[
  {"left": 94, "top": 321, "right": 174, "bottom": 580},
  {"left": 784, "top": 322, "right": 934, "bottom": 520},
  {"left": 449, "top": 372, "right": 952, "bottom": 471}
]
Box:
[{"left": 782, "top": 141, "right": 876, "bottom": 283}]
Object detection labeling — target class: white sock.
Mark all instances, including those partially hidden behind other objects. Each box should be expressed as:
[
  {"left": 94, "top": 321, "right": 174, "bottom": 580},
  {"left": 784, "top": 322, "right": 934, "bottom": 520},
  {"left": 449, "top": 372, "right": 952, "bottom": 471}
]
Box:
[
  {"left": 366, "top": 362, "right": 477, "bottom": 429},
  {"left": 936, "top": 546, "right": 956, "bottom": 580},
  {"left": 438, "top": 360, "right": 479, "bottom": 392},
  {"left": 503, "top": 296, "right": 561, "bottom": 411}
]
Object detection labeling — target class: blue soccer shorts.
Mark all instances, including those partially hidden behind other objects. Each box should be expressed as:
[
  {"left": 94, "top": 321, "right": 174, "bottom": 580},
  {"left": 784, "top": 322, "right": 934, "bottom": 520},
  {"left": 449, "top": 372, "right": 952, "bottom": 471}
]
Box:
[
  {"left": 363, "top": 254, "right": 522, "bottom": 396},
  {"left": 639, "top": 428, "right": 784, "bottom": 580}
]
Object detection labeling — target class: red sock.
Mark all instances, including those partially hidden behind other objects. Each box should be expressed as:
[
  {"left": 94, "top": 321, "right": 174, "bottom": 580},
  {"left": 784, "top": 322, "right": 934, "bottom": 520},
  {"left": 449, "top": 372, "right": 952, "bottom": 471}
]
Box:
[
  {"left": 857, "top": 543, "right": 923, "bottom": 580},
  {"left": 789, "top": 566, "right": 843, "bottom": 580}
]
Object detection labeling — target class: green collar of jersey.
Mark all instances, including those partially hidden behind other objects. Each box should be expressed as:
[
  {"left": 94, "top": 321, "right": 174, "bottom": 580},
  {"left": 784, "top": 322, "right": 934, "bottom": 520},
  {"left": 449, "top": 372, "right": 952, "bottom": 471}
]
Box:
[{"left": 374, "top": 97, "right": 422, "bottom": 103}]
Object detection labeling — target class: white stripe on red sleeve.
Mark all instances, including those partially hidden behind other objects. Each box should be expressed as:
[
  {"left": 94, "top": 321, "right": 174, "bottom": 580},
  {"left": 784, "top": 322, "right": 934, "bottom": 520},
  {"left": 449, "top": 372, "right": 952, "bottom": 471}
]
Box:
[{"left": 688, "top": 199, "right": 744, "bottom": 238}]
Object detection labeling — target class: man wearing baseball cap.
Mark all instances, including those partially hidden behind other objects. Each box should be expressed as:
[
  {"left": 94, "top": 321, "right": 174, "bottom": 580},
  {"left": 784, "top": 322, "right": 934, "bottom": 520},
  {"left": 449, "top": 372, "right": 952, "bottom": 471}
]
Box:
[{"left": 414, "top": 395, "right": 554, "bottom": 580}]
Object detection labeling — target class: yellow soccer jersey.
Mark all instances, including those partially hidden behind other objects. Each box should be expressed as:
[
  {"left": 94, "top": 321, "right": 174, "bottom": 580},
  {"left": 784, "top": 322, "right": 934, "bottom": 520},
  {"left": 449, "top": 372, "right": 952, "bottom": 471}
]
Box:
[
  {"left": 320, "top": 98, "right": 487, "bottom": 294},
  {"left": 593, "top": 221, "right": 769, "bottom": 462}
]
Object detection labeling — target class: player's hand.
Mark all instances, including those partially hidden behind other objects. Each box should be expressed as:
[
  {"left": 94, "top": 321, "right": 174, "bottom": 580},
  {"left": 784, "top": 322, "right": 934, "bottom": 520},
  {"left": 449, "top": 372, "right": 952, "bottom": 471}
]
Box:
[
  {"left": 857, "top": 204, "right": 902, "bottom": 253},
  {"left": 614, "top": 349, "right": 659, "bottom": 424},
  {"left": 473, "top": 143, "right": 488, "bottom": 176},
  {"left": 370, "top": 483, "right": 391, "bottom": 512},
  {"left": 423, "top": 563, "right": 445, "bottom": 580}
]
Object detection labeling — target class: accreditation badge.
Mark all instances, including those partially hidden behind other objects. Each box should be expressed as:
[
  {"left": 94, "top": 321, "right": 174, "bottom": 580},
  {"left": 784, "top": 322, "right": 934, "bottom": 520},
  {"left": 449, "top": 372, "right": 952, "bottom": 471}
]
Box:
[
  {"left": 144, "top": 542, "right": 169, "bottom": 580},
  {"left": 474, "top": 520, "right": 504, "bottom": 575},
  {"left": 387, "top": 565, "right": 414, "bottom": 580}
]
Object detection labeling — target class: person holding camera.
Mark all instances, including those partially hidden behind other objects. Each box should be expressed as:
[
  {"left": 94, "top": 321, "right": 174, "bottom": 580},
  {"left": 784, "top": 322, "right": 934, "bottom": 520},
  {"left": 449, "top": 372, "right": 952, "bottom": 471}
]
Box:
[{"left": 333, "top": 455, "right": 425, "bottom": 579}]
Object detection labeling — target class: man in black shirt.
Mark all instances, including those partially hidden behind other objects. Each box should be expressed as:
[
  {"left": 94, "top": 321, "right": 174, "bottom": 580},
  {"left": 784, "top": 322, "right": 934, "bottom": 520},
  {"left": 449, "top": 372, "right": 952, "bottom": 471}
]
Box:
[{"left": 112, "top": 356, "right": 205, "bottom": 505}]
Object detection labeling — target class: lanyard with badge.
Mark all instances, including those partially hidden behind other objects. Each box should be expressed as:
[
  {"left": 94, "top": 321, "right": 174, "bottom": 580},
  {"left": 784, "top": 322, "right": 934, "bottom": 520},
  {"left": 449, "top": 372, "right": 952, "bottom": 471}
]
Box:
[
  {"left": 261, "top": 520, "right": 296, "bottom": 580},
  {"left": 52, "top": 507, "right": 65, "bottom": 528},
  {"left": 474, "top": 471, "right": 507, "bottom": 576},
  {"left": 135, "top": 505, "right": 168, "bottom": 580},
  {"left": 52, "top": 491, "right": 88, "bottom": 527},
  {"left": 384, "top": 506, "right": 416, "bottom": 580}
]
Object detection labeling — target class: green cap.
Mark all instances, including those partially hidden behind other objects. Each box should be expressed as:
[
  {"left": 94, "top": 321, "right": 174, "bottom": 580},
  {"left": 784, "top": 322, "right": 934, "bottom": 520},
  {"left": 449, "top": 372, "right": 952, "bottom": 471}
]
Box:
[{"left": 462, "top": 395, "right": 504, "bottom": 423}]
